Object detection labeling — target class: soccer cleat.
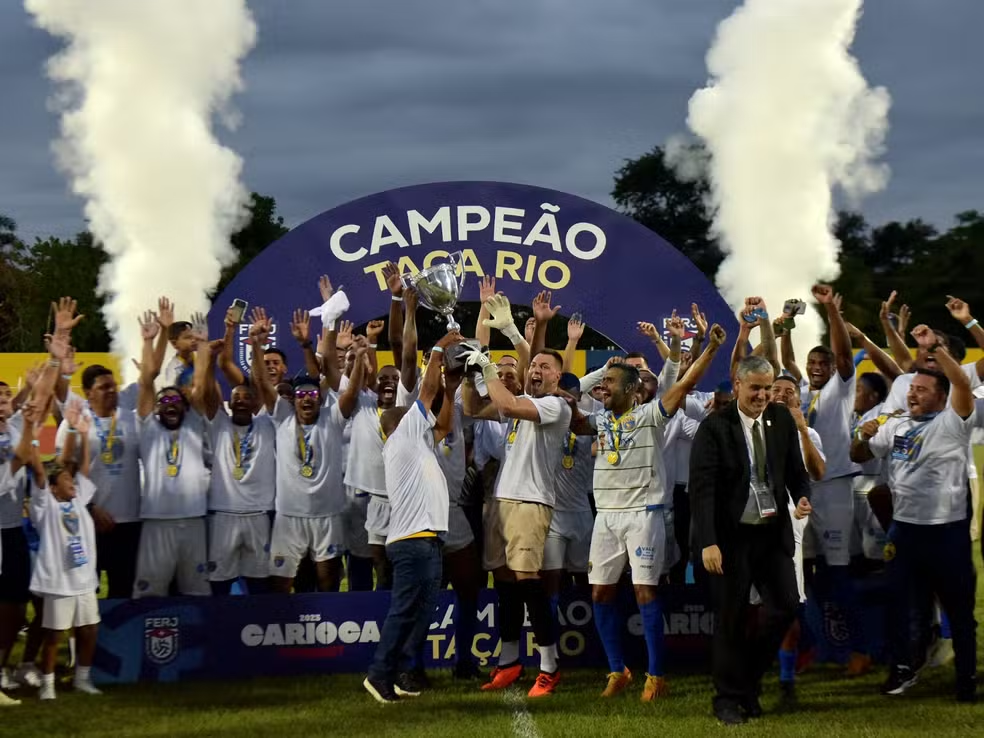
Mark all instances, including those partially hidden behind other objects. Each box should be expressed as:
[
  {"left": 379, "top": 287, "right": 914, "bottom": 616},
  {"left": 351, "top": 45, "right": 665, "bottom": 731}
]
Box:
[
  {"left": 528, "top": 670, "right": 560, "bottom": 698},
  {"left": 39, "top": 683, "right": 56, "bottom": 701},
  {"left": 363, "top": 676, "right": 400, "bottom": 704},
  {"left": 481, "top": 663, "right": 523, "bottom": 691},
  {"left": 13, "top": 664, "right": 42, "bottom": 689},
  {"left": 601, "top": 667, "right": 633, "bottom": 698},
  {"left": 881, "top": 666, "right": 918, "bottom": 696},
  {"left": 73, "top": 679, "right": 103, "bottom": 696},
  {"left": 394, "top": 672, "right": 423, "bottom": 697},
  {"left": 845, "top": 652, "right": 873, "bottom": 677},
  {"left": 640, "top": 674, "right": 669, "bottom": 702},
  {"left": 0, "top": 670, "right": 19, "bottom": 691},
  {"left": 0, "top": 691, "right": 20, "bottom": 707}
]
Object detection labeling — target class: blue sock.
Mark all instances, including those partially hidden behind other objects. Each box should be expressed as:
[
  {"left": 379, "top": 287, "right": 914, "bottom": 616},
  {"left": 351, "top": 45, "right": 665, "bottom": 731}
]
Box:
[
  {"left": 549, "top": 594, "right": 560, "bottom": 623},
  {"left": 592, "top": 601, "right": 624, "bottom": 673},
  {"left": 779, "top": 648, "right": 797, "bottom": 683},
  {"left": 639, "top": 600, "right": 665, "bottom": 677},
  {"left": 940, "top": 610, "right": 952, "bottom": 639}
]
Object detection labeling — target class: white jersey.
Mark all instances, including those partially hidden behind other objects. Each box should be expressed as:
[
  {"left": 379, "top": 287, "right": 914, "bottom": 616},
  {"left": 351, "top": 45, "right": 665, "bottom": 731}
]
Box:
[
  {"left": 56, "top": 409, "right": 141, "bottom": 523},
  {"left": 0, "top": 424, "right": 24, "bottom": 529},
  {"left": 474, "top": 419, "right": 507, "bottom": 469},
  {"left": 799, "top": 427, "right": 825, "bottom": 491},
  {"left": 30, "top": 475, "right": 99, "bottom": 597},
  {"left": 435, "top": 391, "right": 471, "bottom": 505},
  {"left": 138, "top": 412, "right": 210, "bottom": 519},
  {"left": 494, "top": 395, "right": 572, "bottom": 507},
  {"left": 343, "top": 392, "right": 388, "bottom": 496},
  {"left": 590, "top": 399, "right": 672, "bottom": 511},
  {"left": 870, "top": 406, "right": 975, "bottom": 525},
  {"left": 803, "top": 372, "right": 858, "bottom": 481},
  {"left": 553, "top": 432, "right": 593, "bottom": 513},
  {"left": 383, "top": 401, "right": 449, "bottom": 544},
  {"left": 207, "top": 412, "right": 277, "bottom": 513},
  {"left": 662, "top": 411, "right": 701, "bottom": 488},
  {"left": 852, "top": 403, "right": 886, "bottom": 486},
  {"left": 163, "top": 354, "right": 195, "bottom": 390},
  {"left": 274, "top": 401, "right": 347, "bottom": 517}
]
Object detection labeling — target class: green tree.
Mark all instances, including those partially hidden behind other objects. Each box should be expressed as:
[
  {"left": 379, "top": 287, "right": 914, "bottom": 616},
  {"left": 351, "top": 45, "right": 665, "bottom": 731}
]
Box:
[
  {"left": 611, "top": 145, "right": 723, "bottom": 278},
  {"left": 213, "top": 192, "right": 290, "bottom": 297}
]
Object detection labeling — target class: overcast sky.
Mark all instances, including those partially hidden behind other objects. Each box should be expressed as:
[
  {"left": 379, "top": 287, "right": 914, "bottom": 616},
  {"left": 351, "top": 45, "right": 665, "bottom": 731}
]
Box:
[{"left": 1, "top": 0, "right": 982, "bottom": 244}]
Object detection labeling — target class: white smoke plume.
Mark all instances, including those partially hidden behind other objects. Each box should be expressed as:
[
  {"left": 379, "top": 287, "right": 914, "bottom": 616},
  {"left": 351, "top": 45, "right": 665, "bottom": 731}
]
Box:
[
  {"left": 26, "top": 0, "right": 257, "bottom": 381},
  {"left": 685, "top": 0, "right": 890, "bottom": 360}
]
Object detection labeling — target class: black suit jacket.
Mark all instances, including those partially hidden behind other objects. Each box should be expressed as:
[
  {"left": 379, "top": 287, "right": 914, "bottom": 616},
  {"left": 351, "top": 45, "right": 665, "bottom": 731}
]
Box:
[{"left": 690, "top": 401, "right": 812, "bottom": 559}]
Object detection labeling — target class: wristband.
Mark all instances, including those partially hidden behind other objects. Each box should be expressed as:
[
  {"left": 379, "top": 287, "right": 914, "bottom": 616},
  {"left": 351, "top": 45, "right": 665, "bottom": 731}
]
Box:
[
  {"left": 67, "top": 428, "right": 78, "bottom": 434},
  {"left": 369, "top": 344, "right": 378, "bottom": 350},
  {"left": 391, "top": 295, "right": 403, "bottom": 303},
  {"left": 61, "top": 374, "right": 73, "bottom": 381},
  {"left": 500, "top": 323, "right": 523, "bottom": 346},
  {"left": 31, "top": 439, "right": 40, "bottom": 447},
  {"left": 431, "top": 346, "right": 444, "bottom": 354},
  {"left": 965, "top": 318, "right": 979, "bottom": 330},
  {"left": 48, "top": 359, "right": 61, "bottom": 368}
]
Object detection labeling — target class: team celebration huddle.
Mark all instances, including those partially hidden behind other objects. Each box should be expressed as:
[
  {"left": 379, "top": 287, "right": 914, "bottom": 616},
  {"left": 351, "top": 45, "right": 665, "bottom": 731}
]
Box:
[{"left": 0, "top": 270, "right": 980, "bottom": 725}]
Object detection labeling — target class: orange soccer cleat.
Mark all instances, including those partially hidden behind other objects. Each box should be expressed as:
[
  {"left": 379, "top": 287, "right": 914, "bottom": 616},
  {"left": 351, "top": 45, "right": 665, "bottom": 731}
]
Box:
[
  {"left": 481, "top": 663, "right": 524, "bottom": 691},
  {"left": 601, "top": 667, "right": 633, "bottom": 698},
  {"left": 528, "top": 671, "right": 561, "bottom": 698},
  {"left": 641, "top": 674, "right": 669, "bottom": 702}
]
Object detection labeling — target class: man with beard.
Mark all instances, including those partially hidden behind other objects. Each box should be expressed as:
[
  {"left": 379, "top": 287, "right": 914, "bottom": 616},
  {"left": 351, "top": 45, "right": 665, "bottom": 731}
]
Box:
[
  {"left": 463, "top": 342, "right": 571, "bottom": 698},
  {"left": 55, "top": 364, "right": 142, "bottom": 600},
  {"left": 252, "top": 304, "right": 349, "bottom": 593},
  {"left": 193, "top": 314, "right": 278, "bottom": 596},
  {"left": 570, "top": 325, "right": 728, "bottom": 703},
  {"left": 851, "top": 345, "right": 977, "bottom": 702},
  {"left": 132, "top": 303, "right": 211, "bottom": 598}
]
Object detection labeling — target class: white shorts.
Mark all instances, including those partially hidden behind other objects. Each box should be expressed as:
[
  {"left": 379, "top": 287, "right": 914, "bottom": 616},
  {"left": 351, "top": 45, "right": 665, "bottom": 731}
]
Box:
[
  {"left": 134, "top": 518, "right": 210, "bottom": 598},
  {"left": 542, "top": 509, "right": 593, "bottom": 573},
  {"left": 207, "top": 512, "right": 271, "bottom": 581},
  {"left": 40, "top": 592, "right": 100, "bottom": 631},
  {"left": 588, "top": 509, "right": 665, "bottom": 586},
  {"left": 852, "top": 490, "right": 887, "bottom": 561},
  {"left": 343, "top": 488, "right": 372, "bottom": 558},
  {"left": 443, "top": 504, "right": 475, "bottom": 555},
  {"left": 366, "top": 496, "right": 391, "bottom": 547},
  {"left": 803, "top": 477, "right": 854, "bottom": 566},
  {"left": 270, "top": 514, "right": 344, "bottom": 579}
]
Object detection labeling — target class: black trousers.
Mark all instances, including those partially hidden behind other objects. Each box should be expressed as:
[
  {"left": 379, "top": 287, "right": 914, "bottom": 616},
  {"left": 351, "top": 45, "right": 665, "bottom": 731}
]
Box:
[
  {"left": 709, "top": 524, "right": 799, "bottom": 708},
  {"left": 669, "top": 483, "right": 690, "bottom": 585},
  {"left": 97, "top": 521, "right": 142, "bottom": 600}
]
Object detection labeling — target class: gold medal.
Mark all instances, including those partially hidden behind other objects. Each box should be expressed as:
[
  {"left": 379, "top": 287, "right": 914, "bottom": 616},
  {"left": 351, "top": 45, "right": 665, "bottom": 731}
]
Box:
[
  {"left": 232, "top": 467, "right": 245, "bottom": 481},
  {"left": 442, "top": 444, "right": 452, "bottom": 456},
  {"left": 607, "top": 451, "right": 620, "bottom": 466},
  {"left": 167, "top": 464, "right": 179, "bottom": 478},
  {"left": 300, "top": 464, "right": 314, "bottom": 478},
  {"left": 562, "top": 456, "right": 574, "bottom": 470},
  {"left": 101, "top": 451, "right": 114, "bottom": 465},
  {"left": 507, "top": 432, "right": 516, "bottom": 444}
]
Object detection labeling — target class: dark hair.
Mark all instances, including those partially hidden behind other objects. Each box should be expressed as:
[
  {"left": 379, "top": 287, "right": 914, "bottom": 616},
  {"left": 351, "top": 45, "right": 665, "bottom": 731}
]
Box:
[
  {"left": 944, "top": 334, "right": 967, "bottom": 363},
  {"left": 609, "top": 362, "right": 641, "bottom": 392},
  {"left": 625, "top": 351, "right": 647, "bottom": 361},
  {"left": 808, "top": 345, "right": 834, "bottom": 361},
  {"left": 231, "top": 383, "right": 256, "bottom": 397},
  {"left": 859, "top": 372, "right": 888, "bottom": 403},
  {"left": 82, "top": 364, "right": 114, "bottom": 391},
  {"left": 772, "top": 375, "right": 799, "bottom": 389},
  {"left": 265, "top": 347, "right": 288, "bottom": 363},
  {"left": 533, "top": 349, "right": 564, "bottom": 369},
  {"left": 44, "top": 460, "right": 69, "bottom": 488},
  {"left": 168, "top": 321, "right": 193, "bottom": 341},
  {"left": 0, "top": 381, "right": 8, "bottom": 388},
  {"left": 914, "top": 368, "right": 950, "bottom": 396},
  {"left": 292, "top": 375, "right": 321, "bottom": 391}
]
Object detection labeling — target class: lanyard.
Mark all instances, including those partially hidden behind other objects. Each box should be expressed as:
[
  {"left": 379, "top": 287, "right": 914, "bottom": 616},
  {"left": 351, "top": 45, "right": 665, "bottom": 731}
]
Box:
[
  {"left": 296, "top": 423, "right": 315, "bottom": 466},
  {"left": 60, "top": 501, "right": 80, "bottom": 535},
  {"left": 94, "top": 412, "right": 118, "bottom": 455},
  {"left": 0, "top": 432, "right": 10, "bottom": 463},
  {"left": 806, "top": 391, "right": 820, "bottom": 429},
  {"left": 165, "top": 431, "right": 181, "bottom": 472},
  {"left": 376, "top": 407, "right": 388, "bottom": 442},
  {"left": 562, "top": 432, "right": 576, "bottom": 469},
  {"left": 606, "top": 408, "right": 634, "bottom": 454},
  {"left": 232, "top": 422, "right": 254, "bottom": 471},
  {"left": 507, "top": 418, "right": 520, "bottom": 445}
]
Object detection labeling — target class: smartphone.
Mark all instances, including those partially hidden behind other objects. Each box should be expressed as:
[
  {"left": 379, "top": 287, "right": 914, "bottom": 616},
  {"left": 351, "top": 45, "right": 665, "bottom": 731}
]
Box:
[
  {"left": 742, "top": 307, "right": 768, "bottom": 324},
  {"left": 783, "top": 299, "right": 806, "bottom": 317},
  {"left": 229, "top": 298, "right": 249, "bottom": 324}
]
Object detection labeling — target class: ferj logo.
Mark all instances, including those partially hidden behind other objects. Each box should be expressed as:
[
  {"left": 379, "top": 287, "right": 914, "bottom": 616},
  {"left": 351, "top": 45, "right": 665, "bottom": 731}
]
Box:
[
  {"left": 236, "top": 320, "right": 279, "bottom": 374},
  {"left": 144, "top": 616, "right": 180, "bottom": 665}
]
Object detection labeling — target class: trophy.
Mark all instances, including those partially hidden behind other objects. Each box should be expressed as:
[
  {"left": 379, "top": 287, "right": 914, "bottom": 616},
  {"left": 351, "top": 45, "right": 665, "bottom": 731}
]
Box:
[{"left": 401, "top": 251, "right": 466, "bottom": 331}]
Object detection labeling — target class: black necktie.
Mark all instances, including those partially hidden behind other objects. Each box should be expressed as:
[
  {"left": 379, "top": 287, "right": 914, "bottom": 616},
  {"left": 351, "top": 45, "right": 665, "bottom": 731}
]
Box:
[{"left": 752, "top": 420, "right": 767, "bottom": 481}]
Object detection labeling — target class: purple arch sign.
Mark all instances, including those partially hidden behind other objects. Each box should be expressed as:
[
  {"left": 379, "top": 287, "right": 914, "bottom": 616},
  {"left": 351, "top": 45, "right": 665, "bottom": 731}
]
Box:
[{"left": 209, "top": 181, "right": 735, "bottom": 387}]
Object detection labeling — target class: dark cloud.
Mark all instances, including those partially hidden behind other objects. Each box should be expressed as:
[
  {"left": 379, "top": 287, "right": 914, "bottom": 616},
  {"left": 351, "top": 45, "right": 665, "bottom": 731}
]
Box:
[{"left": 1, "top": 0, "right": 981, "bottom": 244}]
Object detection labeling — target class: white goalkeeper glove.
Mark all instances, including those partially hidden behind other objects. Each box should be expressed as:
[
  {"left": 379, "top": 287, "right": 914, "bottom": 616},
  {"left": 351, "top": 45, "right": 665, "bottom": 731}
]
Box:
[{"left": 482, "top": 295, "right": 523, "bottom": 345}]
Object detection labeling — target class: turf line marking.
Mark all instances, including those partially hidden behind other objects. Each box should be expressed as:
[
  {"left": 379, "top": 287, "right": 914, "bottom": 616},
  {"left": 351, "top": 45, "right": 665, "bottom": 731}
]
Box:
[{"left": 503, "top": 687, "right": 542, "bottom": 738}]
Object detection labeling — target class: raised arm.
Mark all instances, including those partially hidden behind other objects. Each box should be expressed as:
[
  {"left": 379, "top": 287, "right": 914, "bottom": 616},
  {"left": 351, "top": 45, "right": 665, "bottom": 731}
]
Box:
[
  {"left": 935, "top": 342, "right": 973, "bottom": 418},
  {"left": 730, "top": 320, "right": 753, "bottom": 381},
  {"left": 290, "top": 309, "right": 322, "bottom": 381},
  {"left": 217, "top": 306, "right": 246, "bottom": 389},
  {"left": 420, "top": 331, "right": 463, "bottom": 410},
  {"left": 464, "top": 347, "right": 543, "bottom": 422},
  {"left": 527, "top": 291, "right": 560, "bottom": 384},
  {"left": 248, "top": 308, "right": 278, "bottom": 414},
  {"left": 365, "top": 320, "right": 384, "bottom": 389},
  {"left": 188, "top": 313, "right": 219, "bottom": 418},
  {"left": 12, "top": 401, "right": 45, "bottom": 478},
  {"left": 788, "top": 406, "right": 825, "bottom": 481},
  {"left": 136, "top": 308, "right": 163, "bottom": 419},
  {"left": 637, "top": 321, "right": 670, "bottom": 362},
  {"left": 812, "top": 285, "right": 854, "bottom": 380},
  {"left": 475, "top": 275, "right": 496, "bottom": 348},
  {"left": 339, "top": 336, "right": 369, "bottom": 419},
  {"left": 382, "top": 262, "right": 405, "bottom": 369},
  {"left": 484, "top": 293, "right": 531, "bottom": 375},
  {"left": 879, "top": 291, "right": 913, "bottom": 373},
  {"left": 563, "top": 316, "right": 584, "bottom": 374},
  {"left": 744, "top": 297, "right": 780, "bottom": 377},
  {"left": 846, "top": 322, "right": 904, "bottom": 381},
  {"left": 945, "top": 295, "right": 984, "bottom": 381},
  {"left": 688, "top": 303, "right": 709, "bottom": 363},
  {"left": 662, "top": 324, "right": 727, "bottom": 416},
  {"left": 400, "top": 287, "right": 420, "bottom": 392}
]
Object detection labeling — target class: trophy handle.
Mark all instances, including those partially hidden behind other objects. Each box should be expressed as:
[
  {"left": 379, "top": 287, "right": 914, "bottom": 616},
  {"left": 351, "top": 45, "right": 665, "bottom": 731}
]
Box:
[{"left": 448, "top": 251, "right": 466, "bottom": 291}]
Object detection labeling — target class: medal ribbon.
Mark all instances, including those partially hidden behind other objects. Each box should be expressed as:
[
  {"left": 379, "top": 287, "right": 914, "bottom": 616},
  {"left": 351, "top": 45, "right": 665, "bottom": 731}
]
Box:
[
  {"left": 0, "top": 432, "right": 11, "bottom": 464},
  {"left": 806, "top": 391, "right": 820, "bottom": 429},
  {"left": 296, "top": 423, "right": 315, "bottom": 468},
  {"left": 233, "top": 422, "right": 254, "bottom": 474},
  {"left": 508, "top": 418, "right": 520, "bottom": 443},
  {"left": 606, "top": 409, "right": 633, "bottom": 456},
  {"left": 563, "top": 432, "right": 576, "bottom": 466},
  {"left": 376, "top": 407, "right": 388, "bottom": 442},
  {"left": 94, "top": 412, "right": 118, "bottom": 459},
  {"left": 165, "top": 431, "right": 181, "bottom": 473}
]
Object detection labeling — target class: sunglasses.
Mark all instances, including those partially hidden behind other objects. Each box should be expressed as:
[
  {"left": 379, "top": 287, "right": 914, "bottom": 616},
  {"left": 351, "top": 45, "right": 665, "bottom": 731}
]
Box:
[
  {"left": 294, "top": 389, "right": 319, "bottom": 400},
  {"left": 157, "top": 395, "right": 184, "bottom": 406}
]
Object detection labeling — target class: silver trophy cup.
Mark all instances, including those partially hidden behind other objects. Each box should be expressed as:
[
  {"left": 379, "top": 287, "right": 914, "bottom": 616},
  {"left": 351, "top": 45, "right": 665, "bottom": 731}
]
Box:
[{"left": 401, "top": 251, "right": 466, "bottom": 332}]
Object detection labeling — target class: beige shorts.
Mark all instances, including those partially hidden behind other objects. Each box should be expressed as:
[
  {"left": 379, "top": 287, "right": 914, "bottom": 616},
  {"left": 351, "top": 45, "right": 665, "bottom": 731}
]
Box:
[
  {"left": 41, "top": 592, "right": 100, "bottom": 631},
  {"left": 482, "top": 498, "right": 552, "bottom": 574}
]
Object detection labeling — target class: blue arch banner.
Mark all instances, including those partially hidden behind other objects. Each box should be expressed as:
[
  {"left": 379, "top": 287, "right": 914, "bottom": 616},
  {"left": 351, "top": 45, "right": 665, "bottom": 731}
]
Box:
[{"left": 210, "top": 181, "right": 736, "bottom": 385}]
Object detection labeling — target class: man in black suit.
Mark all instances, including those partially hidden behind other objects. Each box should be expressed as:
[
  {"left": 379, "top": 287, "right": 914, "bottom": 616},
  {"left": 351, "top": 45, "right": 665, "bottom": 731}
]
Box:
[{"left": 690, "top": 355, "right": 813, "bottom": 725}]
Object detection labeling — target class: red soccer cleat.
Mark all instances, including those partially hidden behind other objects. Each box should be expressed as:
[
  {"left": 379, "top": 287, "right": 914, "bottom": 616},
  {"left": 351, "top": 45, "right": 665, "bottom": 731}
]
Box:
[{"left": 481, "top": 663, "right": 524, "bottom": 691}]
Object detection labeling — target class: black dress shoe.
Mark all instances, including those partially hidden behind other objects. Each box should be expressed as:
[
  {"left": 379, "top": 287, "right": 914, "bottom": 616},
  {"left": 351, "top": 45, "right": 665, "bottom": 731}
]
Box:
[
  {"left": 740, "top": 696, "right": 763, "bottom": 718},
  {"left": 714, "top": 702, "right": 747, "bottom": 726}
]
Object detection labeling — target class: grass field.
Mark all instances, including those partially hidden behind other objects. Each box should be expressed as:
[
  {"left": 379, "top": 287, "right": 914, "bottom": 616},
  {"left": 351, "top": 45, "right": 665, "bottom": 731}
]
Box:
[{"left": 3, "top": 551, "right": 983, "bottom": 737}]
